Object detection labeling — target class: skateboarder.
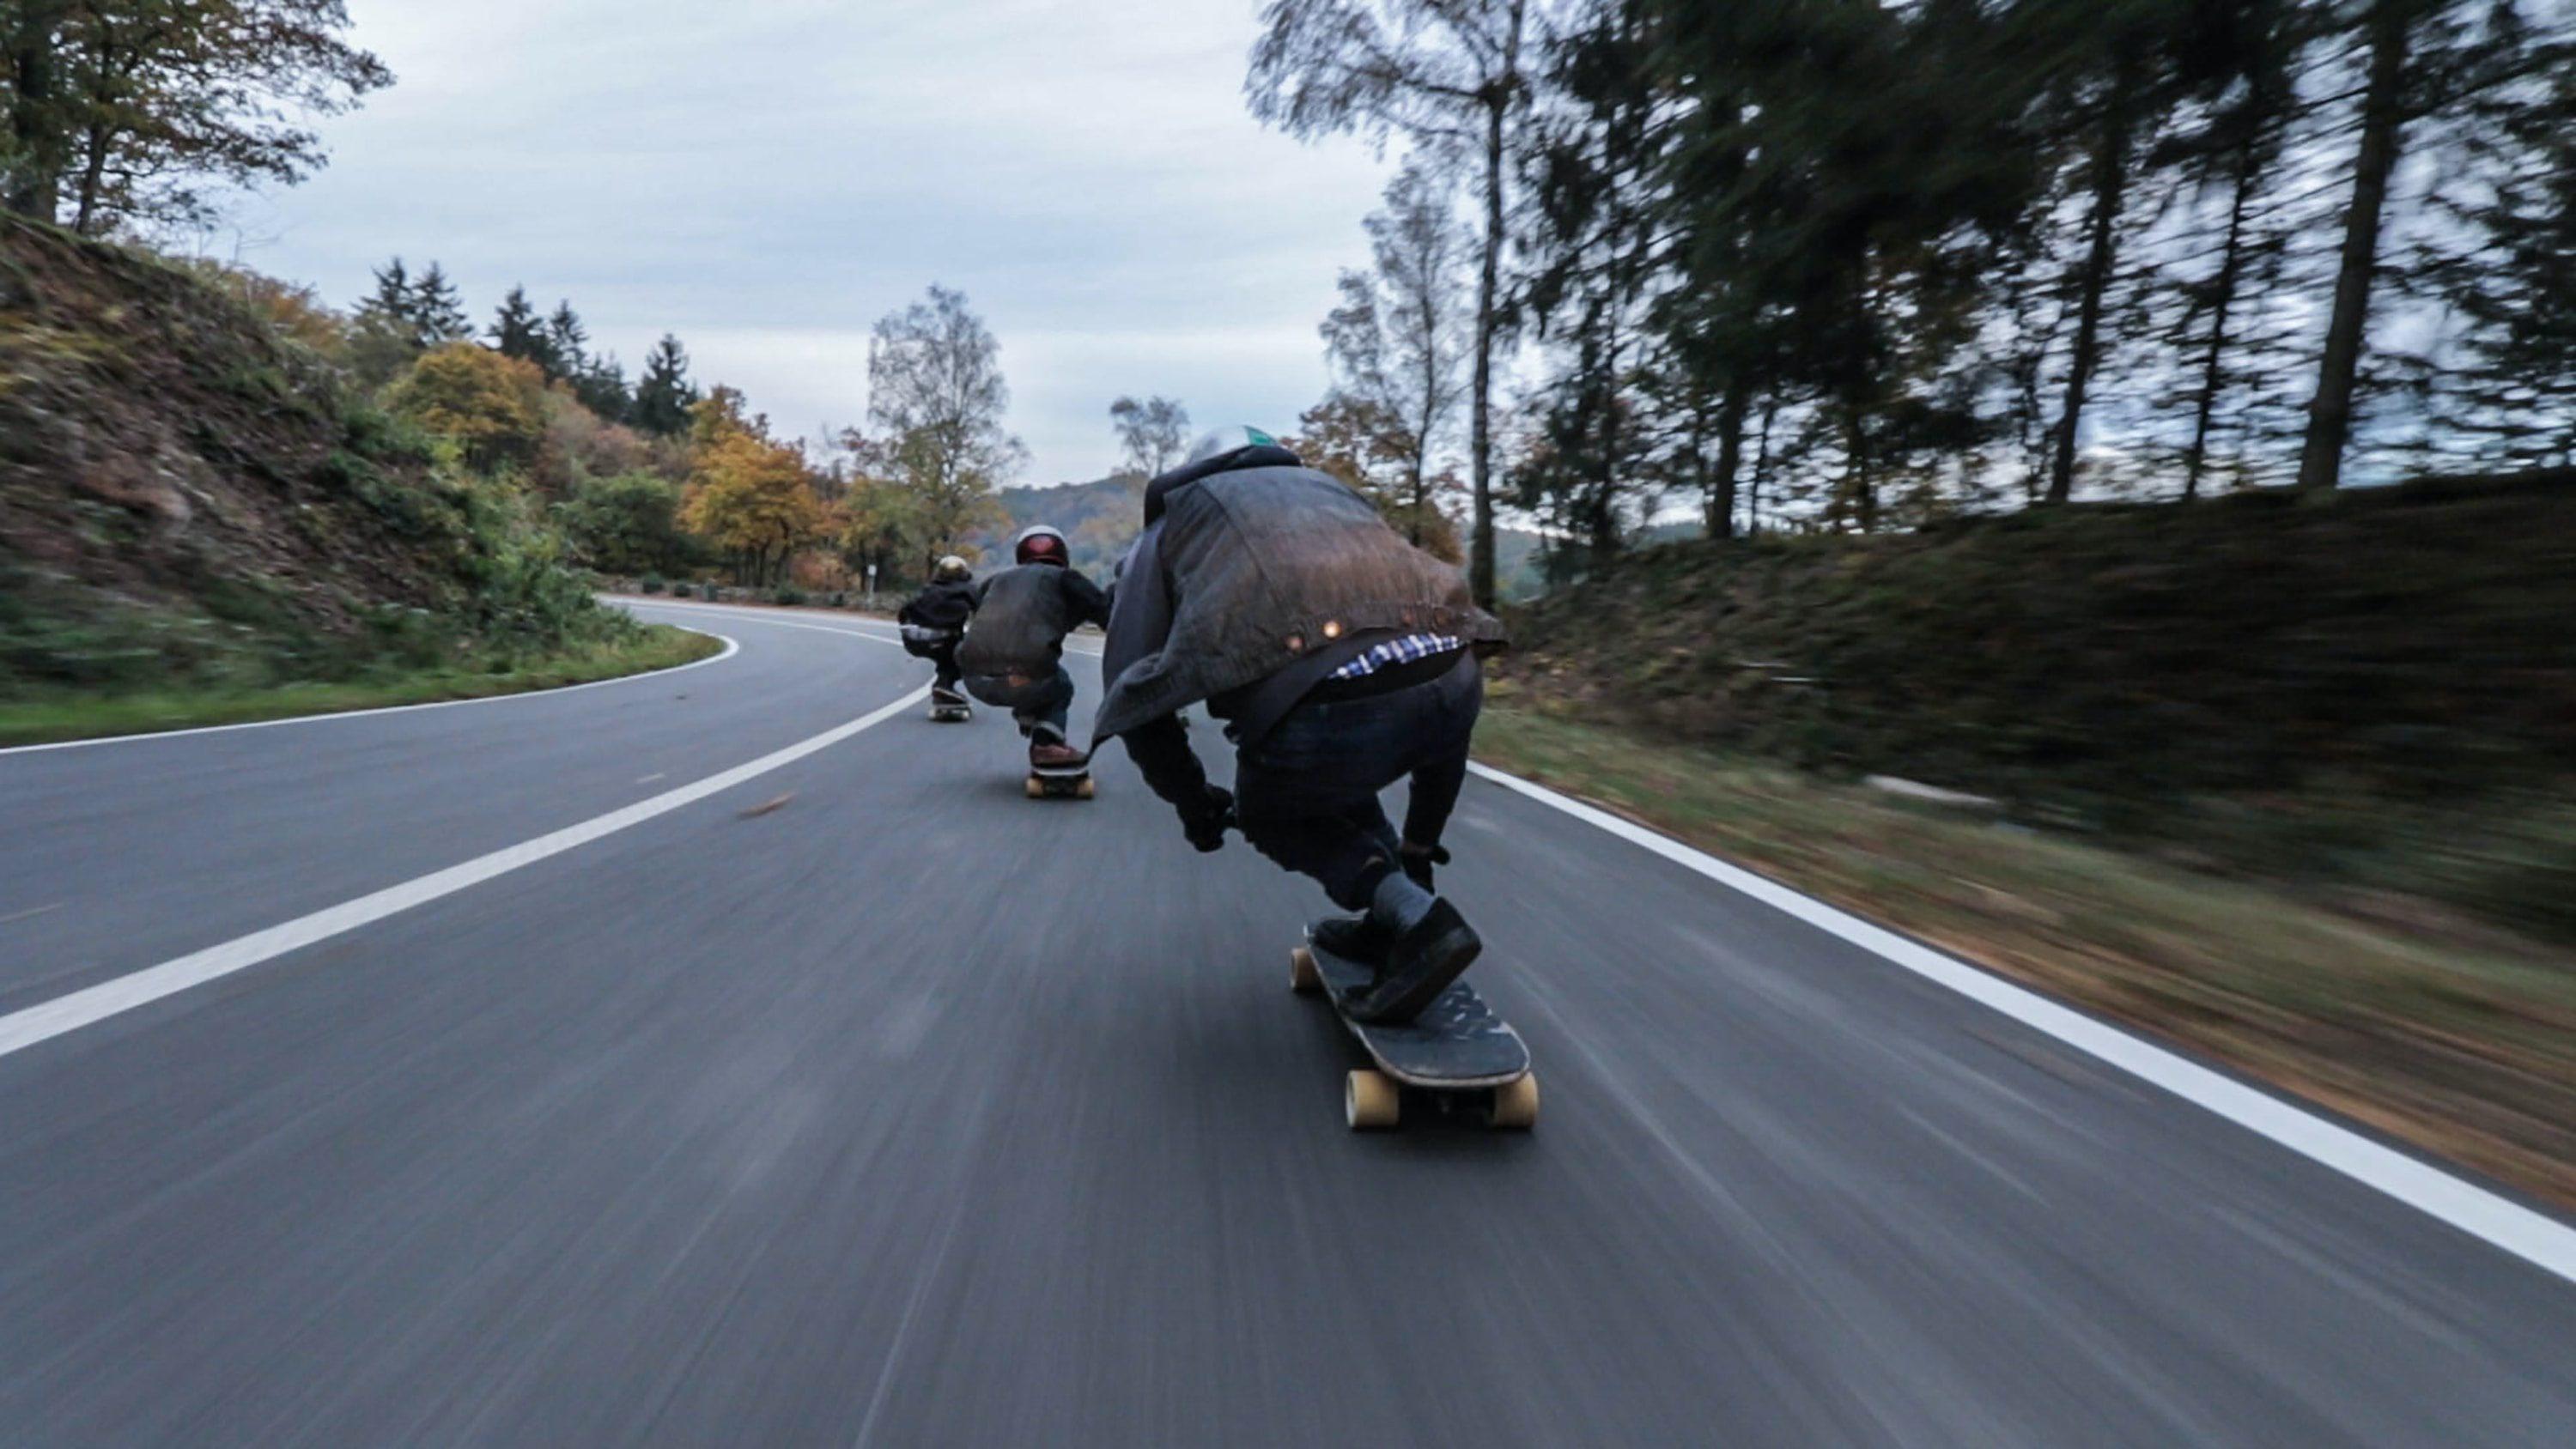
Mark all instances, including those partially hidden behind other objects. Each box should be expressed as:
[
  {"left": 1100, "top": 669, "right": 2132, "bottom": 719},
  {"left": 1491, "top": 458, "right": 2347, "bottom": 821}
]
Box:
[
  {"left": 957, "top": 524, "right": 1109, "bottom": 775},
  {"left": 897, "top": 555, "right": 979, "bottom": 716},
  {"left": 1095, "top": 427, "right": 1507, "bottom": 1024}
]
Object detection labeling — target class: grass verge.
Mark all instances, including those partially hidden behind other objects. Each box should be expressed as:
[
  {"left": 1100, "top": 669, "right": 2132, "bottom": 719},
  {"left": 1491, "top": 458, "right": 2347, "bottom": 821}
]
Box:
[
  {"left": 1474, "top": 700, "right": 2576, "bottom": 1212},
  {"left": 0, "top": 624, "right": 722, "bottom": 748}
]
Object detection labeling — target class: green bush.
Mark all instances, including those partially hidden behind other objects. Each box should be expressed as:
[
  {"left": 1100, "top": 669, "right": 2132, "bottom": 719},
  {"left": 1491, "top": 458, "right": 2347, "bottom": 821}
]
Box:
[
  {"left": 774, "top": 585, "right": 807, "bottom": 607},
  {"left": 672, "top": 583, "right": 695, "bottom": 598},
  {"left": 641, "top": 576, "right": 665, "bottom": 595}
]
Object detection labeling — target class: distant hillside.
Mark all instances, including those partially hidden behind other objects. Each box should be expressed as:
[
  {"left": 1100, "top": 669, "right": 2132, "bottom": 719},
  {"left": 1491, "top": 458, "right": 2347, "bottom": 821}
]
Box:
[
  {"left": 974, "top": 474, "right": 1145, "bottom": 578},
  {"left": 0, "top": 216, "right": 617, "bottom": 698},
  {"left": 1496, "top": 476, "right": 2576, "bottom": 942}
]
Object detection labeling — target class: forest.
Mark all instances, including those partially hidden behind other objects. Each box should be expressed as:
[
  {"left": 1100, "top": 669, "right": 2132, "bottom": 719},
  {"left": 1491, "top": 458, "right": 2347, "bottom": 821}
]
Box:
[{"left": 1253, "top": 0, "right": 2576, "bottom": 600}]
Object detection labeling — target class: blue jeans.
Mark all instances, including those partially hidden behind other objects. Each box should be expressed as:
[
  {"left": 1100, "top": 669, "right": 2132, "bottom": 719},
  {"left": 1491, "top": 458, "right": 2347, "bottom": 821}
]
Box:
[
  {"left": 1231, "top": 656, "right": 1480, "bottom": 910},
  {"left": 964, "top": 666, "right": 1072, "bottom": 734}
]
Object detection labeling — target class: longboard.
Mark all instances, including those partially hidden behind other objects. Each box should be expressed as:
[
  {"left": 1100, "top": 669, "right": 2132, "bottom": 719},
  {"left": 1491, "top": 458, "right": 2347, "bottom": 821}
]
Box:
[
  {"left": 929, "top": 692, "right": 972, "bottom": 723},
  {"left": 1025, "top": 757, "right": 1093, "bottom": 799},
  {"left": 1292, "top": 928, "right": 1535, "bottom": 1131}
]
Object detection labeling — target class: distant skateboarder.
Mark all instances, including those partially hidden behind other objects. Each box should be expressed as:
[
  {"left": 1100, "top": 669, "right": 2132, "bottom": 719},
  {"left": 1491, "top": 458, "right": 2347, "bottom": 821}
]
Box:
[
  {"left": 898, "top": 555, "right": 979, "bottom": 718},
  {"left": 958, "top": 525, "right": 1109, "bottom": 778},
  {"left": 1095, "top": 427, "right": 1507, "bottom": 1023}
]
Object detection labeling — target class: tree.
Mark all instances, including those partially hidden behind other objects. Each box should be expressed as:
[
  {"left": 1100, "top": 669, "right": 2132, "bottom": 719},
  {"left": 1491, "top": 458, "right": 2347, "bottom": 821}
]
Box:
[
  {"left": 679, "top": 427, "right": 828, "bottom": 587},
  {"left": 413, "top": 263, "right": 471, "bottom": 343},
  {"left": 630, "top": 333, "right": 698, "bottom": 436},
  {"left": 1291, "top": 391, "right": 1463, "bottom": 561},
  {"left": 1108, "top": 394, "right": 1191, "bottom": 476},
  {"left": 489, "top": 286, "right": 554, "bottom": 374},
  {"left": 384, "top": 343, "right": 548, "bottom": 476},
  {"left": 544, "top": 301, "right": 588, "bottom": 382},
  {"left": 558, "top": 471, "right": 694, "bottom": 576},
  {"left": 1249, "top": 0, "right": 1534, "bottom": 609},
  {"left": 866, "top": 284, "right": 1021, "bottom": 568},
  {"left": 2293, "top": 0, "right": 2548, "bottom": 490},
  {"left": 2, "top": 0, "right": 391, "bottom": 234},
  {"left": 1322, "top": 160, "right": 1472, "bottom": 550}
]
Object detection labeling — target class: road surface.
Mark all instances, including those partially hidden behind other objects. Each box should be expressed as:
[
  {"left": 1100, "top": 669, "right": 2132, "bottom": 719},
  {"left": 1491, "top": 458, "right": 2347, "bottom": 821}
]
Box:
[{"left": 3, "top": 600, "right": 2570, "bottom": 1445}]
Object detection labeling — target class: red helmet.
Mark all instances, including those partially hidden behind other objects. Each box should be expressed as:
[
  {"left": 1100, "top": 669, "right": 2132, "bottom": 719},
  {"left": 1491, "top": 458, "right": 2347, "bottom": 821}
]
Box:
[{"left": 1014, "top": 524, "right": 1069, "bottom": 567}]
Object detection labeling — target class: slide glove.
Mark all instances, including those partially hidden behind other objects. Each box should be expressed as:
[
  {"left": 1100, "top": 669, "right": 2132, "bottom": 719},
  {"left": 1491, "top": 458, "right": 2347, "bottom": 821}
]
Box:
[
  {"left": 1400, "top": 842, "right": 1451, "bottom": 891},
  {"left": 1182, "top": 785, "right": 1236, "bottom": 853}
]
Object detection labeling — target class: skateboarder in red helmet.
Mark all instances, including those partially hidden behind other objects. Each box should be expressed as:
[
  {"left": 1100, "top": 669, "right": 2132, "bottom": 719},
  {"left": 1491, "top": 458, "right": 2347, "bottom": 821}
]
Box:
[
  {"left": 957, "top": 524, "right": 1109, "bottom": 773},
  {"left": 1095, "top": 427, "right": 1507, "bottom": 1023}
]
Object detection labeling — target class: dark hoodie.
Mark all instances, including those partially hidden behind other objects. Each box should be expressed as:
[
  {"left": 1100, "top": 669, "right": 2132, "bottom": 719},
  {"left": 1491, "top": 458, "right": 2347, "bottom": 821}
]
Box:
[{"left": 897, "top": 578, "right": 979, "bottom": 636}]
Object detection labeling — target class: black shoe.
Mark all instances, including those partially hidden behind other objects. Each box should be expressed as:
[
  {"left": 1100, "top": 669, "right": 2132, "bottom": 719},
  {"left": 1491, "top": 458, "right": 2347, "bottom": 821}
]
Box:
[
  {"left": 1310, "top": 912, "right": 1394, "bottom": 967},
  {"left": 1345, "top": 900, "right": 1480, "bottom": 1025}
]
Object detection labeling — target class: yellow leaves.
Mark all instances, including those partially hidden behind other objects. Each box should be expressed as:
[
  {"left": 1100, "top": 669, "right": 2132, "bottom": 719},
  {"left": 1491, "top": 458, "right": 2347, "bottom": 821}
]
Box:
[
  {"left": 386, "top": 343, "right": 547, "bottom": 476},
  {"left": 678, "top": 429, "right": 828, "bottom": 560}
]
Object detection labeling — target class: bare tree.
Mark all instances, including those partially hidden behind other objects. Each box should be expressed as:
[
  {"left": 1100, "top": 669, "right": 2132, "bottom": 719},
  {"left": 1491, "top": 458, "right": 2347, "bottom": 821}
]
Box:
[
  {"left": 1321, "top": 161, "right": 1472, "bottom": 548},
  {"left": 1108, "top": 394, "right": 1191, "bottom": 476},
  {"left": 867, "top": 285, "right": 1021, "bottom": 568},
  {"left": 1249, "top": 0, "right": 1532, "bottom": 608}
]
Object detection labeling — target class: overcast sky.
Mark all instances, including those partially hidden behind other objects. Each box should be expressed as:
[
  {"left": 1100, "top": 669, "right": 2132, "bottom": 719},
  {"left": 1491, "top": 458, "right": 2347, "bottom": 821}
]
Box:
[{"left": 234, "top": 0, "right": 1392, "bottom": 485}]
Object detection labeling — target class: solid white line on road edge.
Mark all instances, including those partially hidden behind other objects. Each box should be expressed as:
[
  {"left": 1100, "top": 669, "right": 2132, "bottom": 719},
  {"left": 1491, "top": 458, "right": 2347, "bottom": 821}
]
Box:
[
  {"left": 620, "top": 597, "right": 1109, "bottom": 658},
  {"left": 0, "top": 631, "right": 744, "bottom": 758},
  {"left": 617, "top": 598, "right": 908, "bottom": 645},
  {"left": 1464, "top": 761, "right": 2576, "bottom": 1286},
  {"left": 0, "top": 684, "right": 931, "bottom": 1061}
]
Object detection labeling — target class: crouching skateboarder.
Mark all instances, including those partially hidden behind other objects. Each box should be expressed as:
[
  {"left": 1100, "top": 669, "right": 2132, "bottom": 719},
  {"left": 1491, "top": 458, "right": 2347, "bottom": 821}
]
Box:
[
  {"left": 897, "top": 555, "right": 979, "bottom": 718},
  {"left": 1095, "top": 427, "right": 1507, "bottom": 1024},
  {"left": 958, "top": 524, "right": 1110, "bottom": 782}
]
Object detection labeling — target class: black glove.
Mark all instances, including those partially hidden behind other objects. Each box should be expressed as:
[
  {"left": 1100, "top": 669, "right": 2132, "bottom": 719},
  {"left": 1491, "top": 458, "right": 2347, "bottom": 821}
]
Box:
[
  {"left": 1400, "top": 842, "right": 1450, "bottom": 891},
  {"left": 1182, "top": 785, "right": 1235, "bottom": 853}
]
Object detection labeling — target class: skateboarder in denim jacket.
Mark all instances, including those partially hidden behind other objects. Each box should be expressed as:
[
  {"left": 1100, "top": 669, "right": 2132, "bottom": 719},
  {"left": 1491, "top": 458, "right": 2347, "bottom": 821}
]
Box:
[
  {"left": 957, "top": 525, "right": 1109, "bottom": 773},
  {"left": 1095, "top": 427, "right": 1508, "bottom": 1023}
]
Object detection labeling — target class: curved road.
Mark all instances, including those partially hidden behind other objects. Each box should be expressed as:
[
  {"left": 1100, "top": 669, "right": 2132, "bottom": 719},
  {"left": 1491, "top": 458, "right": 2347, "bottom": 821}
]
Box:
[{"left": 2, "top": 601, "right": 2570, "bottom": 1445}]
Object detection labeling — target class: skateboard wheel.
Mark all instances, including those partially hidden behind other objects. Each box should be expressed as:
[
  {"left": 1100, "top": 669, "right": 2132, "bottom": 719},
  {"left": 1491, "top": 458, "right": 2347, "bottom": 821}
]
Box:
[
  {"left": 1024, "top": 776, "right": 1045, "bottom": 798},
  {"left": 1074, "top": 777, "right": 1095, "bottom": 800},
  {"left": 1485, "top": 1072, "right": 1539, "bottom": 1131},
  {"left": 1288, "top": 946, "right": 1322, "bottom": 995},
  {"left": 1346, "top": 1070, "right": 1400, "bottom": 1131}
]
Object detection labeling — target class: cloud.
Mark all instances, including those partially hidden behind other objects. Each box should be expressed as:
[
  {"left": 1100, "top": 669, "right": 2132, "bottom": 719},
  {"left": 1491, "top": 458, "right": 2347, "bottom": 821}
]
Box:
[{"left": 240, "top": 0, "right": 1393, "bottom": 483}]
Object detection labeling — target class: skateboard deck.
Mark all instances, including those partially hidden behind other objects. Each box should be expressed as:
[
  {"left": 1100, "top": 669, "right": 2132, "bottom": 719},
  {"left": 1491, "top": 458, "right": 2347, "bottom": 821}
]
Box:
[
  {"left": 1292, "top": 929, "right": 1535, "bottom": 1131},
  {"left": 931, "top": 703, "right": 971, "bottom": 722},
  {"left": 1024, "top": 759, "right": 1093, "bottom": 799}
]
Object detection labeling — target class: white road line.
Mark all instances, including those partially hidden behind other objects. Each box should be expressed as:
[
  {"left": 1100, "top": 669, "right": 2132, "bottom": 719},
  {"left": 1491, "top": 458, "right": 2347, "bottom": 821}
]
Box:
[
  {"left": 619, "top": 598, "right": 906, "bottom": 644},
  {"left": 0, "top": 631, "right": 743, "bottom": 758},
  {"left": 1466, "top": 762, "right": 2576, "bottom": 1284},
  {"left": 0, "top": 683, "right": 929, "bottom": 1060}
]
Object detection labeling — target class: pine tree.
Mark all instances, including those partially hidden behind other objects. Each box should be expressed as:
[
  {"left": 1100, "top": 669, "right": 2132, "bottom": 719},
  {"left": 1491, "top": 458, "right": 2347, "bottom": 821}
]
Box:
[
  {"left": 489, "top": 286, "right": 554, "bottom": 374},
  {"left": 411, "top": 263, "right": 472, "bottom": 344},
  {"left": 631, "top": 334, "right": 699, "bottom": 437},
  {"left": 544, "top": 302, "right": 589, "bottom": 381}
]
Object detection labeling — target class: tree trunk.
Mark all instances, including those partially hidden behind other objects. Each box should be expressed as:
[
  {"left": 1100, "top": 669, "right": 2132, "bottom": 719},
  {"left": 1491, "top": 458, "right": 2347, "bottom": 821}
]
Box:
[
  {"left": 4, "top": 4, "right": 71, "bottom": 222},
  {"left": 1710, "top": 375, "right": 1750, "bottom": 540},
  {"left": 70, "top": 122, "right": 111, "bottom": 235},
  {"left": 2296, "top": 0, "right": 2415, "bottom": 493},
  {"left": 2184, "top": 136, "right": 2260, "bottom": 500},
  {"left": 1469, "top": 94, "right": 1505, "bottom": 607},
  {"left": 2047, "top": 74, "right": 2137, "bottom": 504},
  {"left": 1749, "top": 391, "right": 1777, "bottom": 537}
]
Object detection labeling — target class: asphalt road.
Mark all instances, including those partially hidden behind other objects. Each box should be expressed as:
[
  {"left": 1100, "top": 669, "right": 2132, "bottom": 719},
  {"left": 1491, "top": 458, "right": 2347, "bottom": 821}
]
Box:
[{"left": 3, "top": 600, "right": 2571, "bottom": 1446}]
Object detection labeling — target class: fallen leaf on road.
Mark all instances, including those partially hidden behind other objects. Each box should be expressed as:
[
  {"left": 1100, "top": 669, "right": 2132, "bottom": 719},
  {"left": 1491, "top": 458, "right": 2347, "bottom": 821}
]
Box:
[{"left": 738, "top": 792, "right": 793, "bottom": 819}]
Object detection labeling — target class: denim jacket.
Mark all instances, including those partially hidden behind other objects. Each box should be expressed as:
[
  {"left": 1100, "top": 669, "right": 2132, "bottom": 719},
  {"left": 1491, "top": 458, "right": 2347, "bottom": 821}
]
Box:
[{"left": 1093, "top": 446, "right": 1505, "bottom": 743}]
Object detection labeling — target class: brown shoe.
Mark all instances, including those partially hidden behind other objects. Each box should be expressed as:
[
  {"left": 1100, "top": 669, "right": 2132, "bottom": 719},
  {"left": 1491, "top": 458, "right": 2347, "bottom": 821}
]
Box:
[{"left": 1030, "top": 740, "right": 1085, "bottom": 770}]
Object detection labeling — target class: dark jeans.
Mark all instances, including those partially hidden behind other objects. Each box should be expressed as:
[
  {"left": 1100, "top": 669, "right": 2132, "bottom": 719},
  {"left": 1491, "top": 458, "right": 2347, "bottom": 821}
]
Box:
[
  {"left": 964, "top": 665, "right": 1073, "bottom": 734},
  {"left": 928, "top": 641, "right": 962, "bottom": 692},
  {"left": 1232, "top": 656, "right": 1480, "bottom": 911}
]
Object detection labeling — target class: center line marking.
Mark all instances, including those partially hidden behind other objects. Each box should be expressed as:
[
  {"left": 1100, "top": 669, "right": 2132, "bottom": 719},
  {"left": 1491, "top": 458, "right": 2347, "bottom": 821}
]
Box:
[{"left": 0, "top": 685, "right": 928, "bottom": 1060}]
